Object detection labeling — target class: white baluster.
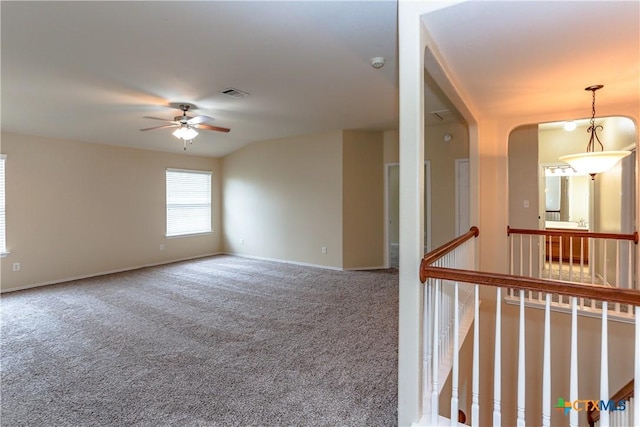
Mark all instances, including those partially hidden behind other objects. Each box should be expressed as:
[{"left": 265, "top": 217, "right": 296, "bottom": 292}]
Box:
[
  {"left": 580, "top": 236, "right": 585, "bottom": 284},
  {"left": 528, "top": 235, "right": 533, "bottom": 278},
  {"left": 615, "top": 242, "right": 620, "bottom": 313},
  {"left": 548, "top": 235, "right": 553, "bottom": 279},
  {"left": 423, "top": 279, "right": 433, "bottom": 413},
  {"left": 450, "top": 282, "right": 459, "bottom": 426},
  {"left": 570, "top": 297, "right": 579, "bottom": 427},
  {"left": 510, "top": 233, "right": 514, "bottom": 275},
  {"left": 603, "top": 240, "right": 608, "bottom": 286},
  {"left": 517, "top": 290, "right": 526, "bottom": 427},
  {"left": 559, "top": 236, "right": 563, "bottom": 279},
  {"left": 590, "top": 237, "right": 595, "bottom": 288},
  {"left": 600, "top": 301, "right": 609, "bottom": 426},
  {"left": 542, "top": 292, "right": 551, "bottom": 427},
  {"left": 471, "top": 284, "right": 479, "bottom": 427},
  {"left": 629, "top": 241, "right": 634, "bottom": 291},
  {"left": 569, "top": 237, "right": 573, "bottom": 280},
  {"left": 519, "top": 234, "right": 523, "bottom": 276},
  {"left": 431, "top": 279, "right": 440, "bottom": 427},
  {"left": 635, "top": 306, "right": 639, "bottom": 427},
  {"left": 493, "top": 287, "right": 502, "bottom": 427},
  {"left": 539, "top": 235, "right": 544, "bottom": 280}
]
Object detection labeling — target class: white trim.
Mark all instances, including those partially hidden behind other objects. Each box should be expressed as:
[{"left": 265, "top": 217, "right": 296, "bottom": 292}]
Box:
[
  {"left": 384, "top": 162, "right": 431, "bottom": 266},
  {"left": 342, "top": 265, "right": 387, "bottom": 271},
  {"left": 384, "top": 162, "right": 399, "bottom": 269},
  {"left": 0, "top": 251, "right": 9, "bottom": 258},
  {"left": 0, "top": 252, "right": 222, "bottom": 293},
  {"left": 425, "top": 161, "right": 432, "bottom": 252},
  {"left": 455, "top": 158, "right": 470, "bottom": 237},
  {"left": 166, "top": 231, "right": 214, "bottom": 239},
  {"left": 223, "top": 252, "right": 343, "bottom": 271},
  {"left": 166, "top": 167, "right": 211, "bottom": 175}
]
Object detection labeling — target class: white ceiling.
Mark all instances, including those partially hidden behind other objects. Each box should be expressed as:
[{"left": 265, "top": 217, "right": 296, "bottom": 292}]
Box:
[
  {"left": 422, "top": 1, "right": 639, "bottom": 121},
  {"left": 1, "top": 1, "right": 638, "bottom": 157}
]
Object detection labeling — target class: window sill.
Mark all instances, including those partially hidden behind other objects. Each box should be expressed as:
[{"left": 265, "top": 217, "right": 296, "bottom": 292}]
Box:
[
  {"left": 1, "top": 251, "right": 9, "bottom": 258},
  {"left": 166, "top": 231, "right": 214, "bottom": 239}
]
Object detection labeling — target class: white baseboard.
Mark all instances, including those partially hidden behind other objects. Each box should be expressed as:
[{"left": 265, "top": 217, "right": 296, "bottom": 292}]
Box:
[
  {"left": 1, "top": 252, "right": 223, "bottom": 294},
  {"left": 223, "top": 252, "right": 343, "bottom": 271},
  {"left": 225, "top": 252, "right": 389, "bottom": 272},
  {"left": 342, "top": 265, "right": 388, "bottom": 271}
]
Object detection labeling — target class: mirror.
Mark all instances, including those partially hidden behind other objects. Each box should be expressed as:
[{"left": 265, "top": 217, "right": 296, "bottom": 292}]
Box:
[{"left": 543, "top": 167, "right": 591, "bottom": 230}]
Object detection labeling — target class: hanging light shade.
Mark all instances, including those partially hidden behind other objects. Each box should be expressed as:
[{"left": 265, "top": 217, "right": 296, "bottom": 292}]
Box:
[{"left": 559, "top": 85, "right": 631, "bottom": 179}]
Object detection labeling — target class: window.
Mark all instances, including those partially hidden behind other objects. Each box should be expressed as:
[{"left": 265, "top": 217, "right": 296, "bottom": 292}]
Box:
[
  {"left": 166, "top": 168, "right": 212, "bottom": 237},
  {"left": 0, "top": 155, "right": 6, "bottom": 255}
]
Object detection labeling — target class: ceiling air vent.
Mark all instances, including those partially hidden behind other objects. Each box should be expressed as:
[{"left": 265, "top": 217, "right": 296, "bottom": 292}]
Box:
[
  {"left": 220, "top": 88, "right": 250, "bottom": 99},
  {"left": 430, "top": 109, "right": 452, "bottom": 121}
]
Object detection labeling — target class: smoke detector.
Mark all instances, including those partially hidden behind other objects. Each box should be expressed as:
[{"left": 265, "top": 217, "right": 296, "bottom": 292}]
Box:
[{"left": 370, "top": 57, "right": 385, "bottom": 69}]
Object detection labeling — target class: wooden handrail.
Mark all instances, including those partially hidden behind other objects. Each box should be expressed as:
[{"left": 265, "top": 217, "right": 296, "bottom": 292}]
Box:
[
  {"left": 419, "top": 226, "right": 479, "bottom": 282},
  {"left": 507, "top": 226, "right": 639, "bottom": 244},
  {"left": 587, "top": 379, "right": 634, "bottom": 427},
  {"left": 422, "top": 266, "right": 640, "bottom": 306}
]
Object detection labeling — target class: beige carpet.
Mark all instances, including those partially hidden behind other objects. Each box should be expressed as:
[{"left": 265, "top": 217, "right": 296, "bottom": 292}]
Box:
[{"left": 1, "top": 255, "right": 399, "bottom": 426}]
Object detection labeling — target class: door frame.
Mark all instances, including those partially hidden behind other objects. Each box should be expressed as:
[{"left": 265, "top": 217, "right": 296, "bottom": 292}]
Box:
[
  {"left": 384, "top": 161, "right": 431, "bottom": 268},
  {"left": 455, "top": 158, "right": 470, "bottom": 237}
]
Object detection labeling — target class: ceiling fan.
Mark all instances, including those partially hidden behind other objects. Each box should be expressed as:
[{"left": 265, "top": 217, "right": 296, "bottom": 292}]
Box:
[{"left": 140, "top": 104, "right": 230, "bottom": 150}]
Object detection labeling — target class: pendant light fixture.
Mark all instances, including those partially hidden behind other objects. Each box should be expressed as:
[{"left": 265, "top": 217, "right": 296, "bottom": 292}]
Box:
[{"left": 559, "top": 85, "right": 631, "bottom": 179}]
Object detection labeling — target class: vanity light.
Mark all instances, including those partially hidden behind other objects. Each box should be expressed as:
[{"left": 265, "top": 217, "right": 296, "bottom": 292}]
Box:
[{"left": 559, "top": 85, "right": 631, "bottom": 179}]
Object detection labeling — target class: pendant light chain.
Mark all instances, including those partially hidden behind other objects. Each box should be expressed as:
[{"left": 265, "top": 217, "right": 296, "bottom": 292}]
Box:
[
  {"left": 585, "top": 86, "right": 604, "bottom": 153},
  {"left": 558, "top": 84, "right": 631, "bottom": 178}
]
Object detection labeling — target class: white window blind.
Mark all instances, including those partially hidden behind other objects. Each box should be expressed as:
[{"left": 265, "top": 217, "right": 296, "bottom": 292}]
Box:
[
  {"left": 166, "top": 168, "right": 211, "bottom": 237},
  {"left": 0, "top": 155, "right": 6, "bottom": 254}
]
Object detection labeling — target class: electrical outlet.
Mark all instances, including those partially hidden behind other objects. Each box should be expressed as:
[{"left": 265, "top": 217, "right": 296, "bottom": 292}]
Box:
[
  {"left": 12, "top": 262, "right": 20, "bottom": 272},
  {"left": 322, "top": 247, "right": 327, "bottom": 254},
  {"left": 241, "top": 238, "right": 245, "bottom": 245},
  {"left": 159, "top": 244, "right": 165, "bottom": 251}
]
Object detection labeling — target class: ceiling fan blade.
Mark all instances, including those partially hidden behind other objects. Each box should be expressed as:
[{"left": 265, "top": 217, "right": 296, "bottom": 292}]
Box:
[
  {"left": 143, "top": 116, "right": 178, "bottom": 123},
  {"left": 187, "top": 115, "right": 215, "bottom": 125},
  {"left": 195, "top": 123, "right": 231, "bottom": 133},
  {"left": 139, "top": 124, "right": 179, "bottom": 132}
]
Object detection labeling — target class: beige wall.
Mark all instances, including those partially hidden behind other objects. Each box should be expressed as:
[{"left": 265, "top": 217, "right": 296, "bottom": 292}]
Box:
[
  {"left": 508, "top": 125, "right": 539, "bottom": 229},
  {"left": 342, "top": 130, "right": 384, "bottom": 269},
  {"left": 476, "top": 110, "right": 638, "bottom": 426},
  {"left": 0, "top": 132, "right": 221, "bottom": 292},
  {"left": 507, "top": 125, "right": 541, "bottom": 275},
  {"left": 384, "top": 130, "right": 400, "bottom": 246},
  {"left": 383, "top": 129, "right": 400, "bottom": 163},
  {"left": 223, "top": 129, "right": 386, "bottom": 270},
  {"left": 425, "top": 121, "right": 470, "bottom": 248},
  {"left": 383, "top": 123, "right": 470, "bottom": 250},
  {"left": 222, "top": 131, "right": 344, "bottom": 268},
  {"left": 508, "top": 117, "right": 636, "bottom": 284},
  {"left": 388, "top": 166, "right": 400, "bottom": 245}
]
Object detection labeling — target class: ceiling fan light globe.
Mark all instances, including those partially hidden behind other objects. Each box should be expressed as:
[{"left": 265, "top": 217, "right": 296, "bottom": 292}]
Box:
[{"left": 172, "top": 126, "right": 198, "bottom": 141}]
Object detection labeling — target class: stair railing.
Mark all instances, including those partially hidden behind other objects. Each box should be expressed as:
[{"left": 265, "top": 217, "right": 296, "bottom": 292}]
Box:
[
  {"left": 419, "top": 226, "right": 640, "bottom": 427},
  {"left": 507, "top": 227, "right": 638, "bottom": 322},
  {"left": 588, "top": 379, "right": 635, "bottom": 427},
  {"left": 419, "top": 226, "right": 479, "bottom": 426}
]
